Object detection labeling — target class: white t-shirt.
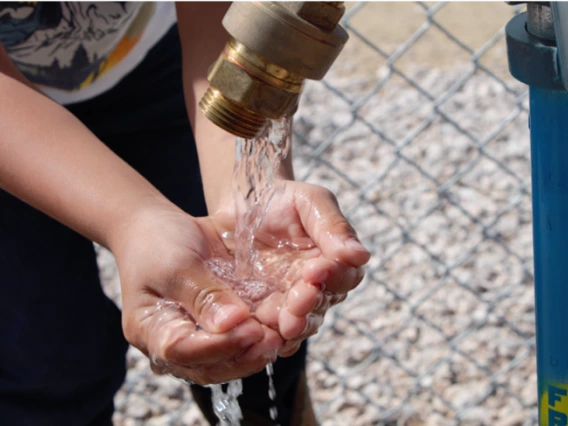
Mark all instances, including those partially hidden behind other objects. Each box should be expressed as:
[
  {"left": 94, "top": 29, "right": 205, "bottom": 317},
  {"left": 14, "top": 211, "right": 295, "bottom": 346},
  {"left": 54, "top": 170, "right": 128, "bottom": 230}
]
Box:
[{"left": 0, "top": 2, "right": 177, "bottom": 104}]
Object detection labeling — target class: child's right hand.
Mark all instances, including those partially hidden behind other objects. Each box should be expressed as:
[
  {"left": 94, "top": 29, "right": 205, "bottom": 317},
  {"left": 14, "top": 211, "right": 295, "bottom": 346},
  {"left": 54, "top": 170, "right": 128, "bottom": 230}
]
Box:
[{"left": 111, "top": 200, "right": 283, "bottom": 385}]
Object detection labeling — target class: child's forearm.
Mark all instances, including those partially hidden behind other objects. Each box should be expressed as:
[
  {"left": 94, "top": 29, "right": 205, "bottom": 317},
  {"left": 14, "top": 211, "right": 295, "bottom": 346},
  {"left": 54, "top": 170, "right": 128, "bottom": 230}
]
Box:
[
  {"left": 0, "top": 72, "right": 175, "bottom": 249},
  {"left": 176, "top": 3, "right": 294, "bottom": 215},
  {"left": 176, "top": 2, "right": 238, "bottom": 213}
]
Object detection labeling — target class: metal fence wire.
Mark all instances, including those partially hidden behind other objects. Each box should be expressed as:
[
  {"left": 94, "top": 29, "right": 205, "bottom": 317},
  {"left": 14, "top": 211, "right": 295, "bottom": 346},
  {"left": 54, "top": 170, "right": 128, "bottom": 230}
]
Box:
[{"left": 103, "top": 2, "right": 537, "bottom": 425}]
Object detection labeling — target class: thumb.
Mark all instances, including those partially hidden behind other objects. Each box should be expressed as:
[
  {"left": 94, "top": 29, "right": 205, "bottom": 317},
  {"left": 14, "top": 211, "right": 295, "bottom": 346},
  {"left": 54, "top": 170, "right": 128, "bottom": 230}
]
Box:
[
  {"left": 170, "top": 257, "right": 251, "bottom": 334},
  {"left": 294, "top": 184, "right": 370, "bottom": 266}
]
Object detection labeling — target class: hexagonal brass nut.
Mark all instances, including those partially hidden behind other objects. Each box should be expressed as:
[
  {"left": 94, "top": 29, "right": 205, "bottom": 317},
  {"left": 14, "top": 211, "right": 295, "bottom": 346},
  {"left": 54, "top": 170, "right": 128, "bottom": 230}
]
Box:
[
  {"left": 282, "top": 2, "right": 345, "bottom": 31},
  {"left": 208, "top": 55, "right": 301, "bottom": 119}
]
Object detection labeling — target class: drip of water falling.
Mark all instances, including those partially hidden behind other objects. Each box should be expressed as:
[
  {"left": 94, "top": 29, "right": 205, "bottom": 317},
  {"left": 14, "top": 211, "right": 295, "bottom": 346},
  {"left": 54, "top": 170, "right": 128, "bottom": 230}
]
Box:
[
  {"left": 206, "top": 118, "right": 292, "bottom": 426},
  {"left": 266, "top": 363, "right": 279, "bottom": 423},
  {"left": 210, "top": 381, "right": 244, "bottom": 426}
]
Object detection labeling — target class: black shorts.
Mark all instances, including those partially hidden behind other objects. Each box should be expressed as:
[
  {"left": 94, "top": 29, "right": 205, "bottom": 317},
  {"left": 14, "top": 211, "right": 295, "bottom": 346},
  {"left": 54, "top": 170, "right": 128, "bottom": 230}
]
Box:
[{"left": 0, "top": 25, "right": 306, "bottom": 426}]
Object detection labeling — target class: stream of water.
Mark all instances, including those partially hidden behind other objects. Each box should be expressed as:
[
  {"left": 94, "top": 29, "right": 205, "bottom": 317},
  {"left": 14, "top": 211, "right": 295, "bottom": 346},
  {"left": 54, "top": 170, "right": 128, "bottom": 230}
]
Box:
[{"left": 206, "top": 118, "right": 292, "bottom": 426}]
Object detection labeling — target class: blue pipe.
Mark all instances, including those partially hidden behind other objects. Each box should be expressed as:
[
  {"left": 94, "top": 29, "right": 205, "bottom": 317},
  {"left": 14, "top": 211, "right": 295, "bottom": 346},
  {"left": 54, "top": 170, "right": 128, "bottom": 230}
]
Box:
[{"left": 530, "top": 86, "right": 568, "bottom": 425}]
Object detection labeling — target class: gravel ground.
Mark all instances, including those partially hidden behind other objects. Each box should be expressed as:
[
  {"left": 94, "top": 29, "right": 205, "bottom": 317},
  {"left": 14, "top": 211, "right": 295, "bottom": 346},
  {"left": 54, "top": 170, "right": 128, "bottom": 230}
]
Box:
[
  {"left": 98, "top": 4, "right": 537, "bottom": 425},
  {"left": 291, "top": 65, "right": 534, "bottom": 426}
]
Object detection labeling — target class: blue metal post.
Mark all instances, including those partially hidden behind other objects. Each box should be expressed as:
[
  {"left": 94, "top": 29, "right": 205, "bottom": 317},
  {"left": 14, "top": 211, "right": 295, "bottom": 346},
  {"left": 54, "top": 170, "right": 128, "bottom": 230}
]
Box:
[
  {"left": 530, "top": 87, "right": 568, "bottom": 424},
  {"left": 507, "top": 5, "right": 568, "bottom": 424}
]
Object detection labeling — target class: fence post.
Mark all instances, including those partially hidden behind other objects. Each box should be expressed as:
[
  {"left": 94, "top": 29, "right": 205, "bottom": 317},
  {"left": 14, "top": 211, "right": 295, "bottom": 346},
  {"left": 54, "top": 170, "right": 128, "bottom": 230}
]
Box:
[{"left": 507, "top": 3, "right": 568, "bottom": 424}]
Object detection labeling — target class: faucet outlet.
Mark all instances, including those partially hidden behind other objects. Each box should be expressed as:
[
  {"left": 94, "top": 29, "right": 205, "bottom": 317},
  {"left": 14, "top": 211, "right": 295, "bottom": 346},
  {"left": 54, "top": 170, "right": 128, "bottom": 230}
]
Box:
[{"left": 199, "top": 2, "right": 348, "bottom": 138}]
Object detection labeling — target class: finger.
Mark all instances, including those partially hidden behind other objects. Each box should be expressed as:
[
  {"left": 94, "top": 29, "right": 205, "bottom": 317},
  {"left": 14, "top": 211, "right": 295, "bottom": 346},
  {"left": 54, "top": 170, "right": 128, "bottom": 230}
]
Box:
[
  {"left": 328, "top": 292, "right": 348, "bottom": 307},
  {"left": 255, "top": 291, "right": 284, "bottom": 330},
  {"left": 152, "top": 317, "right": 265, "bottom": 367},
  {"left": 312, "top": 292, "right": 347, "bottom": 315},
  {"left": 286, "top": 279, "right": 322, "bottom": 317},
  {"left": 312, "top": 291, "right": 332, "bottom": 314},
  {"left": 140, "top": 303, "right": 264, "bottom": 366},
  {"left": 235, "top": 326, "right": 283, "bottom": 366},
  {"left": 283, "top": 314, "right": 326, "bottom": 350},
  {"left": 204, "top": 326, "right": 283, "bottom": 384},
  {"left": 302, "top": 313, "right": 325, "bottom": 338},
  {"left": 155, "top": 359, "right": 255, "bottom": 386},
  {"left": 166, "top": 255, "right": 251, "bottom": 334},
  {"left": 279, "top": 307, "right": 307, "bottom": 341},
  {"left": 151, "top": 360, "right": 210, "bottom": 385},
  {"left": 303, "top": 257, "right": 364, "bottom": 294},
  {"left": 293, "top": 184, "right": 371, "bottom": 266},
  {"left": 253, "top": 219, "right": 315, "bottom": 251},
  {"left": 278, "top": 340, "right": 302, "bottom": 358},
  {"left": 280, "top": 290, "right": 349, "bottom": 345},
  {"left": 150, "top": 325, "right": 281, "bottom": 386},
  {"left": 278, "top": 312, "right": 325, "bottom": 357}
]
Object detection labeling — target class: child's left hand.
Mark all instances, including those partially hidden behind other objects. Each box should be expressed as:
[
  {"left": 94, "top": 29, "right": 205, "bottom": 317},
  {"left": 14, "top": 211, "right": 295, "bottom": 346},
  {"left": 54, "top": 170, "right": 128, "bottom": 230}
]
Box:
[{"left": 212, "top": 180, "right": 371, "bottom": 357}]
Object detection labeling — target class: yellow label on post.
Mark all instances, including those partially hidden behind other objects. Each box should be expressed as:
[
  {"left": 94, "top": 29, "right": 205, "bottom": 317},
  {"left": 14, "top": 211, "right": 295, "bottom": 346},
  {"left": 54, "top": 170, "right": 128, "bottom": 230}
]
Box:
[{"left": 541, "top": 382, "right": 568, "bottom": 425}]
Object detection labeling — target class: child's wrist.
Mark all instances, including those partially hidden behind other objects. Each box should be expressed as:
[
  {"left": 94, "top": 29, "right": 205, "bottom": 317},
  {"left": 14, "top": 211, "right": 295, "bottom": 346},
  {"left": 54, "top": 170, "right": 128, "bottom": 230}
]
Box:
[{"left": 106, "top": 194, "right": 182, "bottom": 255}]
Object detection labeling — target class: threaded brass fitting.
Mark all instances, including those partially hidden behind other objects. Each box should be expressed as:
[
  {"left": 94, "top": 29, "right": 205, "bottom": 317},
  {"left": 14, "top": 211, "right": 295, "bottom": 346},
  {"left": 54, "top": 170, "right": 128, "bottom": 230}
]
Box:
[
  {"left": 321, "top": 0, "right": 345, "bottom": 9},
  {"left": 200, "top": 87, "right": 268, "bottom": 139},
  {"left": 199, "top": 37, "right": 304, "bottom": 138},
  {"left": 199, "top": 2, "right": 348, "bottom": 139},
  {"left": 282, "top": 1, "right": 346, "bottom": 31}
]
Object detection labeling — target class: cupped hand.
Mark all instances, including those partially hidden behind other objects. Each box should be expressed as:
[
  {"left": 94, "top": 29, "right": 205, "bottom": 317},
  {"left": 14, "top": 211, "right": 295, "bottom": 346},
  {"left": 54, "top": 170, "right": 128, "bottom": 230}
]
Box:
[
  {"left": 111, "top": 200, "right": 283, "bottom": 385},
  {"left": 112, "top": 179, "right": 369, "bottom": 384},
  {"left": 212, "top": 181, "right": 371, "bottom": 358}
]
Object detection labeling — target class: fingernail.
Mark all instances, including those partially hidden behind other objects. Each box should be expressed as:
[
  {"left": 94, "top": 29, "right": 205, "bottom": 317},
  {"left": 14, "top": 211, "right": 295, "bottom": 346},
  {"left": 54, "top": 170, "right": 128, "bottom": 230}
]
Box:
[
  {"left": 312, "top": 269, "right": 328, "bottom": 283},
  {"left": 282, "top": 340, "right": 299, "bottom": 353},
  {"left": 345, "top": 238, "right": 370, "bottom": 253},
  {"left": 240, "top": 332, "right": 263, "bottom": 348},
  {"left": 311, "top": 282, "right": 325, "bottom": 292},
  {"left": 213, "top": 305, "right": 241, "bottom": 326}
]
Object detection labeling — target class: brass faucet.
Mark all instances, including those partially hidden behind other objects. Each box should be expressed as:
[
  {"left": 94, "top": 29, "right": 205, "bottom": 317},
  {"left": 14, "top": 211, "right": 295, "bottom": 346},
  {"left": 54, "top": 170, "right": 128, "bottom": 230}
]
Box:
[{"left": 199, "top": 2, "right": 348, "bottom": 138}]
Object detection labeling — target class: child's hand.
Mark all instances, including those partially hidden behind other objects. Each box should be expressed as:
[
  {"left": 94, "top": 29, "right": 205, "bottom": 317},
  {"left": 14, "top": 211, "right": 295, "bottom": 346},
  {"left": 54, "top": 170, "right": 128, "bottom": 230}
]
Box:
[
  {"left": 112, "top": 202, "right": 283, "bottom": 385},
  {"left": 215, "top": 181, "right": 371, "bottom": 358},
  {"left": 111, "top": 180, "right": 369, "bottom": 384}
]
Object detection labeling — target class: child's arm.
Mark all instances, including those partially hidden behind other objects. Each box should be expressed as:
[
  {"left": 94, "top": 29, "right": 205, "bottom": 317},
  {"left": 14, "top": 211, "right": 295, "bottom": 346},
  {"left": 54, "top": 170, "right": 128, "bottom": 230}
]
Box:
[
  {"left": 0, "top": 46, "right": 165, "bottom": 249},
  {"left": 0, "top": 38, "right": 277, "bottom": 384},
  {"left": 176, "top": 3, "right": 370, "bottom": 356},
  {"left": 175, "top": 2, "right": 294, "bottom": 215}
]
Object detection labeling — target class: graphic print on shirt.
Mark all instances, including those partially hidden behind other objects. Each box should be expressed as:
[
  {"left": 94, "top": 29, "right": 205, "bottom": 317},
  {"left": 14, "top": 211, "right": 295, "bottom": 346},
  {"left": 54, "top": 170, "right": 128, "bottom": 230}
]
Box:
[{"left": 0, "top": 2, "right": 153, "bottom": 91}]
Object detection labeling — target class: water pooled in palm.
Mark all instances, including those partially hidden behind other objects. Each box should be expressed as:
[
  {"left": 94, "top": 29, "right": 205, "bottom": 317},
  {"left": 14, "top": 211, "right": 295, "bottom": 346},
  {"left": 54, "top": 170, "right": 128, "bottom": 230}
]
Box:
[{"left": 207, "top": 118, "right": 292, "bottom": 426}]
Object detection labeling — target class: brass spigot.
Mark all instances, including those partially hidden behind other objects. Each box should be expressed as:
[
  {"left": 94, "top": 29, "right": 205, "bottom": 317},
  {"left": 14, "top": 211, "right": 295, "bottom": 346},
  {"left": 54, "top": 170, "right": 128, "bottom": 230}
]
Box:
[{"left": 199, "top": 2, "right": 348, "bottom": 139}]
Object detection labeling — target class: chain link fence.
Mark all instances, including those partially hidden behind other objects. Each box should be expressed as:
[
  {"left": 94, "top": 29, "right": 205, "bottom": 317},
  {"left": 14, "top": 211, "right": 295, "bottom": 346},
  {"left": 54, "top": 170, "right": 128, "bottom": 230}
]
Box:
[{"left": 101, "top": 2, "right": 537, "bottom": 425}]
